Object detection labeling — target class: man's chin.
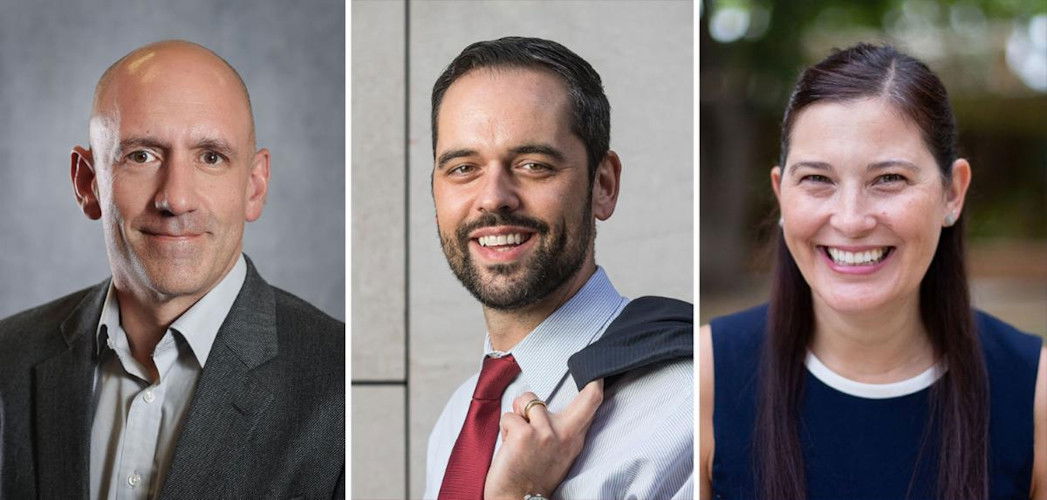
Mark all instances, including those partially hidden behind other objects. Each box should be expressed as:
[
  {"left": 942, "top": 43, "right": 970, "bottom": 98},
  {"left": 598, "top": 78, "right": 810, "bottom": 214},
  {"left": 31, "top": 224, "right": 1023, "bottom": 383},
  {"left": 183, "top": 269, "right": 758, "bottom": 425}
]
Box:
[
  {"left": 466, "top": 268, "right": 554, "bottom": 311},
  {"left": 483, "top": 261, "right": 523, "bottom": 276},
  {"left": 134, "top": 261, "right": 217, "bottom": 299},
  {"left": 471, "top": 289, "right": 538, "bottom": 311}
]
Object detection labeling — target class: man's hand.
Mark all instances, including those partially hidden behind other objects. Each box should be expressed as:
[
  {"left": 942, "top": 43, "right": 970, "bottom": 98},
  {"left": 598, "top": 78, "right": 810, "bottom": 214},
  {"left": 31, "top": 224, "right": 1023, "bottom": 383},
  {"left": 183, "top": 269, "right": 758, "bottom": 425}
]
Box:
[{"left": 483, "top": 380, "right": 604, "bottom": 500}]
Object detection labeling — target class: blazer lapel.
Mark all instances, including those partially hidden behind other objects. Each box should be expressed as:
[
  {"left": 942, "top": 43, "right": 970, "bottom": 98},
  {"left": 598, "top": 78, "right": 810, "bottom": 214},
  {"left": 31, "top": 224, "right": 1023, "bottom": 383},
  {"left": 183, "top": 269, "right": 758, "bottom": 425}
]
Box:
[
  {"left": 160, "top": 259, "right": 278, "bottom": 497},
  {"left": 32, "top": 282, "right": 107, "bottom": 498}
]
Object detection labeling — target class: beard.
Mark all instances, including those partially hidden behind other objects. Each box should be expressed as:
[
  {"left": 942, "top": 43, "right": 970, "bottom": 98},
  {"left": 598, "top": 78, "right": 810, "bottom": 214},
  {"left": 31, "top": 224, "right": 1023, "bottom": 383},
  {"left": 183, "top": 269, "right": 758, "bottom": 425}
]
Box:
[{"left": 439, "top": 207, "right": 592, "bottom": 311}]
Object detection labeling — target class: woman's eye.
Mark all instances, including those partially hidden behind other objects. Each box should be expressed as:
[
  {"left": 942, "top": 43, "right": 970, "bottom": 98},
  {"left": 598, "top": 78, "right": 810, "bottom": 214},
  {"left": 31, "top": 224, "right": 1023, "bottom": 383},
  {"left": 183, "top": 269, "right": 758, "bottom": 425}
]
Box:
[
  {"left": 800, "top": 174, "right": 831, "bottom": 184},
  {"left": 201, "top": 151, "right": 224, "bottom": 164},
  {"left": 127, "top": 150, "right": 157, "bottom": 163},
  {"left": 876, "top": 173, "right": 906, "bottom": 184}
]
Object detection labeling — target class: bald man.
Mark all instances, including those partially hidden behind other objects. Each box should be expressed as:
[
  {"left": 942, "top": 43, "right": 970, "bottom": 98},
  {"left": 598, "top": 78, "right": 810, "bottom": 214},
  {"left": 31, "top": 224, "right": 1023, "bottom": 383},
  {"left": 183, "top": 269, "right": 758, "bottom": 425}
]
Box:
[{"left": 0, "top": 41, "right": 344, "bottom": 498}]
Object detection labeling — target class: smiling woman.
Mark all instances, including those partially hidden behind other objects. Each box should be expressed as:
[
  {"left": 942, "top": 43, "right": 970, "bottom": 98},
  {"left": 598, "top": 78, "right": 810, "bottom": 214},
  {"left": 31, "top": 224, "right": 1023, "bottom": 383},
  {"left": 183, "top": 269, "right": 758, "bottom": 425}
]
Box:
[
  {"left": 772, "top": 96, "right": 969, "bottom": 317},
  {"left": 699, "top": 44, "right": 1047, "bottom": 500}
]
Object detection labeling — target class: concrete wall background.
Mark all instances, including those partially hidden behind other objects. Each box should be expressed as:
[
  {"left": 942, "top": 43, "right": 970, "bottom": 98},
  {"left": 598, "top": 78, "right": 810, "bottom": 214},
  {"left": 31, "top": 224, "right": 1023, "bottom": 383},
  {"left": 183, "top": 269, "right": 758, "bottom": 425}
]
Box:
[
  {"left": 0, "top": 0, "right": 345, "bottom": 321},
  {"left": 351, "top": 1, "right": 693, "bottom": 497}
]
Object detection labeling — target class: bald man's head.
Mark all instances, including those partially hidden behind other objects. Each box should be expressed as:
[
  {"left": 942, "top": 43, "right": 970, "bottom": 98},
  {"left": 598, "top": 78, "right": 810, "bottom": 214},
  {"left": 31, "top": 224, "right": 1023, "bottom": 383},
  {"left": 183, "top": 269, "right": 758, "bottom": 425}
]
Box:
[
  {"left": 71, "top": 39, "right": 271, "bottom": 304},
  {"left": 90, "top": 40, "right": 256, "bottom": 157}
]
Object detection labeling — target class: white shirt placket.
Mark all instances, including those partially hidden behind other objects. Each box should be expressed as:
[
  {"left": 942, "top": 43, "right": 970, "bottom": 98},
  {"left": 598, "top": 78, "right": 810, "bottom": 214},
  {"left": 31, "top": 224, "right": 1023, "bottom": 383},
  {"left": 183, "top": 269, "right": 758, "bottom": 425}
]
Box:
[{"left": 111, "top": 333, "right": 178, "bottom": 499}]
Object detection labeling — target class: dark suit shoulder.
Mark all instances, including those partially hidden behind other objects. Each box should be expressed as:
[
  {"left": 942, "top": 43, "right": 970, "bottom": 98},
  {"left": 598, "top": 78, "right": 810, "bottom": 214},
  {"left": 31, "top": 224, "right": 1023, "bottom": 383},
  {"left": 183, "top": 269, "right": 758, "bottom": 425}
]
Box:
[
  {"left": 270, "top": 285, "right": 344, "bottom": 368},
  {"left": 271, "top": 286, "right": 343, "bottom": 333},
  {"left": 0, "top": 284, "right": 107, "bottom": 365},
  {"left": 0, "top": 285, "right": 97, "bottom": 336}
]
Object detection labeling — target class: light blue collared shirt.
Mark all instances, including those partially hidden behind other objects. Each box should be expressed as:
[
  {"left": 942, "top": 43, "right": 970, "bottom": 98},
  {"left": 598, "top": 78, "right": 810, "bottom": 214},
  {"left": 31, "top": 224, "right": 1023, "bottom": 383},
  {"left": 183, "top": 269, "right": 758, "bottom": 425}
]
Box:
[
  {"left": 89, "top": 255, "right": 247, "bottom": 500},
  {"left": 425, "top": 267, "right": 694, "bottom": 499}
]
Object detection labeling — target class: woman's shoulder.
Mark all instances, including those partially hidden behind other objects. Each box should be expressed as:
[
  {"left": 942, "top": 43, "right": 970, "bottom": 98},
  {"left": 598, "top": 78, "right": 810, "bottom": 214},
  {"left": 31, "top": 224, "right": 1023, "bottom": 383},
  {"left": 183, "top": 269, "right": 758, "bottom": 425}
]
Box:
[
  {"left": 709, "top": 303, "right": 769, "bottom": 350},
  {"left": 976, "top": 310, "right": 1042, "bottom": 427},
  {"left": 707, "top": 304, "right": 769, "bottom": 388},
  {"left": 974, "top": 310, "right": 1043, "bottom": 370},
  {"left": 975, "top": 311, "right": 1043, "bottom": 496}
]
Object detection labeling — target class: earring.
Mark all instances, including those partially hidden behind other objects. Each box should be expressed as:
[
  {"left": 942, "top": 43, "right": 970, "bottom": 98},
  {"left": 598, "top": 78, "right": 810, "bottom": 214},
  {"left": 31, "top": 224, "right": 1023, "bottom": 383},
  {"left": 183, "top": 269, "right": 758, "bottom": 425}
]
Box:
[
  {"left": 778, "top": 217, "right": 784, "bottom": 228},
  {"left": 944, "top": 213, "right": 956, "bottom": 227}
]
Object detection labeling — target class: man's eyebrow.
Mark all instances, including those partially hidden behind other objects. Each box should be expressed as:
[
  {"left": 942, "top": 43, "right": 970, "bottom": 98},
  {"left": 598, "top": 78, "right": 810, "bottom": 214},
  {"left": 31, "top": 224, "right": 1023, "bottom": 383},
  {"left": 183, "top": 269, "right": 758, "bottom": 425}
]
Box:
[
  {"left": 436, "top": 148, "right": 477, "bottom": 169},
  {"left": 194, "top": 138, "right": 237, "bottom": 156},
  {"left": 786, "top": 161, "right": 832, "bottom": 175},
  {"left": 435, "top": 144, "right": 568, "bottom": 169},
  {"left": 118, "top": 137, "right": 169, "bottom": 153},
  {"left": 510, "top": 144, "right": 566, "bottom": 162}
]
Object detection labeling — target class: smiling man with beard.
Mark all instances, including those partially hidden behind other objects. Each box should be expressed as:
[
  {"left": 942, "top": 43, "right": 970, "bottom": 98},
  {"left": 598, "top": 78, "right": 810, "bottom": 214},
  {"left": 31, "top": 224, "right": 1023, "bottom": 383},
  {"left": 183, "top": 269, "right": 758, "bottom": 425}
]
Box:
[
  {"left": 424, "top": 37, "right": 694, "bottom": 500},
  {"left": 0, "top": 41, "right": 343, "bottom": 498}
]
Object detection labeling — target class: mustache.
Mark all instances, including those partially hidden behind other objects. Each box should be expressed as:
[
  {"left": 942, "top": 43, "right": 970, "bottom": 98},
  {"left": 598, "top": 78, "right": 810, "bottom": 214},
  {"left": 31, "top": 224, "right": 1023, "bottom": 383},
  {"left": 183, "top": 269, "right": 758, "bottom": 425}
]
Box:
[
  {"left": 455, "top": 212, "right": 549, "bottom": 242},
  {"left": 136, "top": 215, "right": 213, "bottom": 236}
]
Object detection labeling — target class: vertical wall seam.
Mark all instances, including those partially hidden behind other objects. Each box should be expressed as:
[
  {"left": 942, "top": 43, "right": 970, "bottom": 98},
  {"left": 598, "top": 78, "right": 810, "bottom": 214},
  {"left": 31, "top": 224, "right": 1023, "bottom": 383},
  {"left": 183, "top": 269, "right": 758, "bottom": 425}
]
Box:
[{"left": 402, "top": 0, "right": 412, "bottom": 497}]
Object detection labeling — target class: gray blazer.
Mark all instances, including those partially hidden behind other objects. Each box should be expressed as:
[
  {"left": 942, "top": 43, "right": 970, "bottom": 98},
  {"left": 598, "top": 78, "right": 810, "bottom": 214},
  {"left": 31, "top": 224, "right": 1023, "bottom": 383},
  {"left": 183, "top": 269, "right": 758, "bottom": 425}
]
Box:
[{"left": 0, "top": 257, "right": 345, "bottom": 498}]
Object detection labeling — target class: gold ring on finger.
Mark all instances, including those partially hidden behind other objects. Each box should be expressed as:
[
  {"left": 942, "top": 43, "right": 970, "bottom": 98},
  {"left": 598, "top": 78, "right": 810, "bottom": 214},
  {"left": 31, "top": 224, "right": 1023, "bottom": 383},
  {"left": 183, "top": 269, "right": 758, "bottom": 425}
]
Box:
[{"left": 522, "top": 398, "right": 547, "bottom": 422}]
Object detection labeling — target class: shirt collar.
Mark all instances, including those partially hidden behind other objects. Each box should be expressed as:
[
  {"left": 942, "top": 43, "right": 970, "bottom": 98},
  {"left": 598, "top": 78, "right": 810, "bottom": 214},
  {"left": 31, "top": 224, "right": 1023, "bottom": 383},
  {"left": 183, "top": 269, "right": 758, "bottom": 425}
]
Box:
[
  {"left": 94, "top": 254, "right": 248, "bottom": 367},
  {"left": 483, "top": 266, "right": 629, "bottom": 401}
]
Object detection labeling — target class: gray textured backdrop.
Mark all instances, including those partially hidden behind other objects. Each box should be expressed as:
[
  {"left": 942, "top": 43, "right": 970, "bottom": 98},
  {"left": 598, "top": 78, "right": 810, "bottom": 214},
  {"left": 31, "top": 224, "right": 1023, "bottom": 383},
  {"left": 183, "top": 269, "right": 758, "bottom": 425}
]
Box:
[
  {"left": 351, "top": 1, "right": 693, "bottom": 497},
  {"left": 0, "top": 0, "right": 345, "bottom": 321}
]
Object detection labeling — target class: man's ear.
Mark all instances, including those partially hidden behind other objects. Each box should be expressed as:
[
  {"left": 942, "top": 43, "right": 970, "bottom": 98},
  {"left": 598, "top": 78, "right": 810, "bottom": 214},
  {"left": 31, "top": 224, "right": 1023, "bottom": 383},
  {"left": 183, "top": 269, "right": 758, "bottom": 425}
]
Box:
[
  {"left": 71, "top": 146, "right": 101, "bottom": 220},
  {"left": 245, "top": 148, "right": 271, "bottom": 222},
  {"left": 592, "top": 151, "right": 622, "bottom": 221}
]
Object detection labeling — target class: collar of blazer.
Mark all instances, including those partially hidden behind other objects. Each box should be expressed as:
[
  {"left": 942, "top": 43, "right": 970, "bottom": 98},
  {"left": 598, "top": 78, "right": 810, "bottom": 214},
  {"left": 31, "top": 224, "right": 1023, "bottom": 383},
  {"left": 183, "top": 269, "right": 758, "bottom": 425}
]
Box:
[{"left": 33, "top": 255, "right": 279, "bottom": 498}]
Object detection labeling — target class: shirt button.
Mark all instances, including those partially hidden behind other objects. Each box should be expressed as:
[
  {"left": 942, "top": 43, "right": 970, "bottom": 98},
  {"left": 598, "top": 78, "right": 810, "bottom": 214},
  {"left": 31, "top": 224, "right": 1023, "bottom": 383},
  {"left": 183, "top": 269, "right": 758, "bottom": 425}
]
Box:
[
  {"left": 128, "top": 471, "right": 141, "bottom": 487},
  {"left": 143, "top": 390, "right": 155, "bottom": 403}
]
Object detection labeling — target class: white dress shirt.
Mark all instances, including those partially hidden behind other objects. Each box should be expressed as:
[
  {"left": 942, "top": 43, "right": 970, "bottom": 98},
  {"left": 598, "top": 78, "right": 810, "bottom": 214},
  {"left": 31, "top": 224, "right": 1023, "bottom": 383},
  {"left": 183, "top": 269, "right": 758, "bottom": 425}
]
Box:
[
  {"left": 425, "top": 267, "right": 694, "bottom": 499},
  {"left": 89, "top": 255, "right": 246, "bottom": 500}
]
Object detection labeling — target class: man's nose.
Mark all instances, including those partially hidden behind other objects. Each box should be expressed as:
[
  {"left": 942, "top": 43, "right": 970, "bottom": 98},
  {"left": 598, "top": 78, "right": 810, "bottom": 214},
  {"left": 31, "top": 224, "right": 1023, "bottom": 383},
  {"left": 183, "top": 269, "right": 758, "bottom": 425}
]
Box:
[
  {"left": 154, "top": 154, "right": 197, "bottom": 215},
  {"left": 829, "top": 187, "right": 876, "bottom": 237},
  {"left": 476, "top": 165, "right": 520, "bottom": 214}
]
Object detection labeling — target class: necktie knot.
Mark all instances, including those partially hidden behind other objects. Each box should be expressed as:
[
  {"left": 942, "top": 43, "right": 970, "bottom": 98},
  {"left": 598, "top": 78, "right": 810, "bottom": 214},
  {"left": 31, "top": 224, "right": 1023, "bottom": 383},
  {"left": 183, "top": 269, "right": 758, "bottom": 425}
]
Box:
[{"left": 472, "top": 354, "right": 520, "bottom": 400}]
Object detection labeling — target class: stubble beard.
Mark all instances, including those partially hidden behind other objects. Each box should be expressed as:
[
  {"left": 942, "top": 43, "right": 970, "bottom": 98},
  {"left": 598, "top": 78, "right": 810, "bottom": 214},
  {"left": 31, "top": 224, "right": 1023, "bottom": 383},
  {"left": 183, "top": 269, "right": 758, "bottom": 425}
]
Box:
[{"left": 439, "top": 206, "right": 592, "bottom": 311}]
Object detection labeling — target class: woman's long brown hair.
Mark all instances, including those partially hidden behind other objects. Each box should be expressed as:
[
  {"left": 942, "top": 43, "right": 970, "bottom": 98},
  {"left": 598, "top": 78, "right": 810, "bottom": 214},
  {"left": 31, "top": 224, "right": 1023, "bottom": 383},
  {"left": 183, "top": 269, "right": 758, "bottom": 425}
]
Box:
[{"left": 758, "top": 43, "right": 988, "bottom": 500}]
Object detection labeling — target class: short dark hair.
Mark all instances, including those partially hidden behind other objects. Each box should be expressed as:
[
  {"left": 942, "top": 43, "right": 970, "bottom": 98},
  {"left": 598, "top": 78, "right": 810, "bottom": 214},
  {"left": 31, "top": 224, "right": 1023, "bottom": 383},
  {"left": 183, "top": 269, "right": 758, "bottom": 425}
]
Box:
[{"left": 430, "top": 36, "right": 610, "bottom": 182}]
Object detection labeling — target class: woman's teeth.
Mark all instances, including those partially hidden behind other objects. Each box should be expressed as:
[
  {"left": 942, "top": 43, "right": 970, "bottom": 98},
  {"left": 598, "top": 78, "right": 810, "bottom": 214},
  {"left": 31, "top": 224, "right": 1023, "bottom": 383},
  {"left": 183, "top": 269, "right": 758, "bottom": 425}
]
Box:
[
  {"left": 826, "top": 247, "right": 889, "bottom": 266},
  {"left": 478, "top": 233, "right": 527, "bottom": 247}
]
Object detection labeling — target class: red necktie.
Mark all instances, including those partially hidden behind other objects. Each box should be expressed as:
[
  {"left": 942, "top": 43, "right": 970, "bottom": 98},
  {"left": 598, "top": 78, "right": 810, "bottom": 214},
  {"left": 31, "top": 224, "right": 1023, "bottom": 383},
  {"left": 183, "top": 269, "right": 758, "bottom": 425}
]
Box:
[{"left": 438, "top": 354, "right": 521, "bottom": 500}]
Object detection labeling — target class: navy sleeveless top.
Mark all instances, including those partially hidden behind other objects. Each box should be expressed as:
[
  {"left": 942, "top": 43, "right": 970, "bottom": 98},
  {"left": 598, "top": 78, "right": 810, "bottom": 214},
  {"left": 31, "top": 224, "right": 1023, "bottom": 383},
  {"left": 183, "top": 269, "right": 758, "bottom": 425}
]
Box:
[{"left": 711, "top": 304, "right": 1042, "bottom": 499}]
